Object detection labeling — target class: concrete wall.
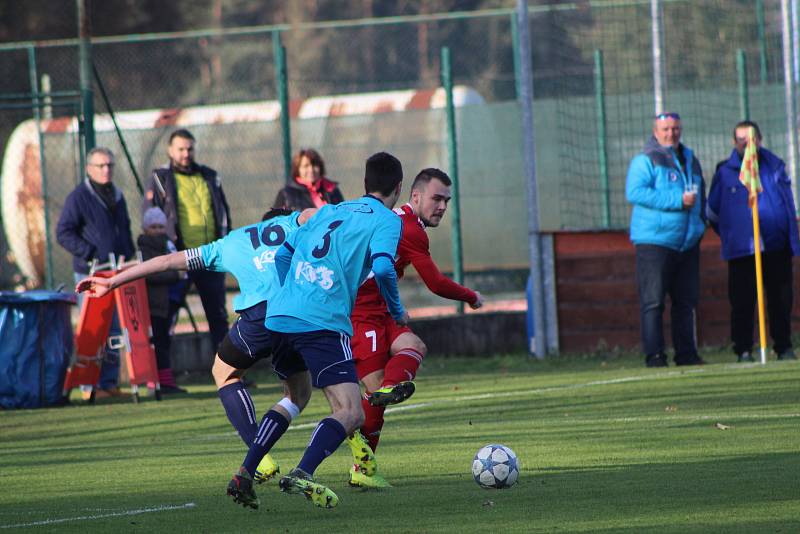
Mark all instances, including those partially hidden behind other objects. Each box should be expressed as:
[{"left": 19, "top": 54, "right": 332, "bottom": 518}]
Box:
[{"left": 169, "top": 311, "right": 528, "bottom": 373}]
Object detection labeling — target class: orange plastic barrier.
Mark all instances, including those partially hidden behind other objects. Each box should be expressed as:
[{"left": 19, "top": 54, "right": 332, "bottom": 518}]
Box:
[{"left": 63, "top": 268, "right": 161, "bottom": 403}]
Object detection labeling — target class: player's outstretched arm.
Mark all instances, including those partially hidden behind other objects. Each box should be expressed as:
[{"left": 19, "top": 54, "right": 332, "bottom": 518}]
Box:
[
  {"left": 402, "top": 224, "right": 481, "bottom": 307},
  {"left": 470, "top": 291, "right": 484, "bottom": 310},
  {"left": 75, "top": 251, "right": 188, "bottom": 296}
]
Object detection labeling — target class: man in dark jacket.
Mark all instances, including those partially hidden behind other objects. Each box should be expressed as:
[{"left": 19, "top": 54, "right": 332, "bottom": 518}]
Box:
[
  {"left": 707, "top": 120, "right": 800, "bottom": 363},
  {"left": 142, "top": 129, "right": 231, "bottom": 351},
  {"left": 56, "top": 146, "right": 135, "bottom": 397}
]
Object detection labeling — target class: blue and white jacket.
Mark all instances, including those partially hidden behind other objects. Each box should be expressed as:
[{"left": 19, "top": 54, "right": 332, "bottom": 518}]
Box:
[
  {"left": 707, "top": 147, "right": 800, "bottom": 260},
  {"left": 626, "top": 137, "right": 706, "bottom": 251}
]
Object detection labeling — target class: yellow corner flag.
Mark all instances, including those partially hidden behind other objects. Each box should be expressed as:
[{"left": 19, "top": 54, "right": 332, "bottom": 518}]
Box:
[
  {"left": 739, "top": 126, "right": 767, "bottom": 364},
  {"left": 738, "top": 127, "right": 762, "bottom": 207}
]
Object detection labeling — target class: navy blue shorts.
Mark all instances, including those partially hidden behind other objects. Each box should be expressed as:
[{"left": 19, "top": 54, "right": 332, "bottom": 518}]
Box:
[
  {"left": 269, "top": 329, "right": 357, "bottom": 388},
  {"left": 229, "top": 302, "right": 272, "bottom": 357},
  {"left": 219, "top": 303, "right": 308, "bottom": 379}
]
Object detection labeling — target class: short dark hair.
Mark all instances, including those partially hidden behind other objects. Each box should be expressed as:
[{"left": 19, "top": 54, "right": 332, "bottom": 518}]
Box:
[
  {"left": 411, "top": 168, "right": 451, "bottom": 192},
  {"left": 169, "top": 129, "right": 195, "bottom": 144},
  {"left": 262, "top": 208, "right": 293, "bottom": 221},
  {"left": 291, "top": 148, "right": 326, "bottom": 179},
  {"left": 733, "top": 120, "right": 762, "bottom": 141},
  {"left": 364, "top": 152, "right": 403, "bottom": 196}
]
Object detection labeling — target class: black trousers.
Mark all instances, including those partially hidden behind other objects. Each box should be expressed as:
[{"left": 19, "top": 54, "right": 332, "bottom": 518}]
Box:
[
  {"left": 728, "top": 249, "right": 793, "bottom": 355},
  {"left": 151, "top": 315, "right": 173, "bottom": 371}
]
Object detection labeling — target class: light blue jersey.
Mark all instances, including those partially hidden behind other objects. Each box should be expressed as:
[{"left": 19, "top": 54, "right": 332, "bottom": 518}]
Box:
[
  {"left": 266, "top": 195, "right": 404, "bottom": 336},
  {"left": 185, "top": 213, "right": 301, "bottom": 311}
]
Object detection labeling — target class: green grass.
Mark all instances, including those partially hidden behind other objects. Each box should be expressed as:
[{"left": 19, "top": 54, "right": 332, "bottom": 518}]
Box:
[{"left": 1, "top": 352, "right": 798, "bottom": 533}]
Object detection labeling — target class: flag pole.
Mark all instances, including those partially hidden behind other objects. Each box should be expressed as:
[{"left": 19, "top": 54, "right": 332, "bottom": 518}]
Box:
[
  {"left": 741, "top": 126, "right": 767, "bottom": 364},
  {"left": 751, "top": 199, "right": 768, "bottom": 365}
]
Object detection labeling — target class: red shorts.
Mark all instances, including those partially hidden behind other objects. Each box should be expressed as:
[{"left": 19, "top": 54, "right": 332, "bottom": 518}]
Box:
[{"left": 350, "top": 310, "right": 412, "bottom": 380}]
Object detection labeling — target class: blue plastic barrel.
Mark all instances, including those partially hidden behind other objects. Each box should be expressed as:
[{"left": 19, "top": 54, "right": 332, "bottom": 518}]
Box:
[{"left": 0, "top": 291, "right": 76, "bottom": 408}]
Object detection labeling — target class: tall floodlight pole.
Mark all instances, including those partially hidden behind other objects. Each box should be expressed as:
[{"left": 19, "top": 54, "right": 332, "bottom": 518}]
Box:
[
  {"left": 651, "top": 0, "right": 664, "bottom": 114},
  {"left": 782, "top": 0, "right": 799, "bottom": 206},
  {"left": 516, "top": 0, "right": 546, "bottom": 358}
]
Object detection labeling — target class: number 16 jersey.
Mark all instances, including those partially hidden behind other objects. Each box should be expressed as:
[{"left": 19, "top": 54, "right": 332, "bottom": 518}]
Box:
[
  {"left": 266, "top": 195, "right": 403, "bottom": 336},
  {"left": 185, "top": 212, "right": 301, "bottom": 312}
]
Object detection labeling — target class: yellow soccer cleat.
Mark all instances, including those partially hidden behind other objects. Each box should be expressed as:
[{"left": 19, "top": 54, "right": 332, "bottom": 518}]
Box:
[
  {"left": 345, "top": 431, "right": 377, "bottom": 476},
  {"left": 348, "top": 464, "right": 392, "bottom": 488},
  {"left": 279, "top": 468, "right": 339, "bottom": 509},
  {"left": 253, "top": 453, "right": 280, "bottom": 484},
  {"left": 368, "top": 381, "right": 416, "bottom": 407}
]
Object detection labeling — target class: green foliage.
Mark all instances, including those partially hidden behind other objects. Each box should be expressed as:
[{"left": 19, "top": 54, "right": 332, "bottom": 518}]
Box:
[{"left": 1, "top": 354, "right": 798, "bottom": 532}]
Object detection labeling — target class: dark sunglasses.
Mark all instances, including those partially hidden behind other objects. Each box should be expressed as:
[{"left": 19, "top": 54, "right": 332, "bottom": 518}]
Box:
[{"left": 655, "top": 112, "right": 681, "bottom": 120}]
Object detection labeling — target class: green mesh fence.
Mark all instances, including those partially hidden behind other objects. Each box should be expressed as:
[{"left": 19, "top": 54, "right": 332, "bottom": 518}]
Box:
[{"left": 0, "top": 0, "right": 798, "bottom": 289}]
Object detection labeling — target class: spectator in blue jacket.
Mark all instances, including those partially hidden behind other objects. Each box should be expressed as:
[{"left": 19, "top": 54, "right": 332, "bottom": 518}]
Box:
[
  {"left": 626, "top": 112, "right": 706, "bottom": 368},
  {"left": 56, "top": 146, "right": 135, "bottom": 398},
  {"left": 707, "top": 121, "right": 800, "bottom": 362}
]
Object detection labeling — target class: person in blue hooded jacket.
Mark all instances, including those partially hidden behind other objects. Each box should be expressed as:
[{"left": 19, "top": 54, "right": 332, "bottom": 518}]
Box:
[
  {"left": 707, "top": 120, "right": 800, "bottom": 363},
  {"left": 626, "top": 112, "right": 707, "bottom": 368}
]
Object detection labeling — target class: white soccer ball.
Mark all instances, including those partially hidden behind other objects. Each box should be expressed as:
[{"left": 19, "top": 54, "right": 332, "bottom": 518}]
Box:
[{"left": 472, "top": 444, "right": 519, "bottom": 489}]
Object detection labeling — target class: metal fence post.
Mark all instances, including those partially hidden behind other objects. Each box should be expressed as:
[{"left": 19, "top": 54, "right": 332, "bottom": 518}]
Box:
[
  {"left": 757, "top": 0, "right": 768, "bottom": 84},
  {"left": 594, "top": 49, "right": 610, "bottom": 229},
  {"left": 77, "top": 0, "right": 95, "bottom": 152},
  {"left": 28, "top": 46, "right": 54, "bottom": 289},
  {"left": 737, "top": 49, "right": 750, "bottom": 121},
  {"left": 781, "top": 0, "right": 799, "bottom": 208},
  {"left": 440, "top": 46, "right": 465, "bottom": 315},
  {"left": 516, "top": 0, "right": 547, "bottom": 358},
  {"left": 651, "top": 0, "right": 664, "bottom": 114},
  {"left": 273, "top": 30, "right": 292, "bottom": 183}
]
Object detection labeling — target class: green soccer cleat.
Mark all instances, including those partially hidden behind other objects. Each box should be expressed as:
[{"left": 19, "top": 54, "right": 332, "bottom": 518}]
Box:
[
  {"left": 348, "top": 464, "right": 392, "bottom": 489},
  {"left": 368, "top": 381, "right": 416, "bottom": 407},
  {"left": 345, "top": 431, "right": 377, "bottom": 476},
  {"left": 279, "top": 468, "right": 339, "bottom": 509},
  {"left": 227, "top": 467, "right": 260, "bottom": 509},
  {"left": 254, "top": 453, "right": 280, "bottom": 484}
]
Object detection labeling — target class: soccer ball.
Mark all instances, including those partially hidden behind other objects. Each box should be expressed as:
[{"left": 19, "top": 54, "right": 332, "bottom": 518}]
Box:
[{"left": 472, "top": 444, "right": 519, "bottom": 489}]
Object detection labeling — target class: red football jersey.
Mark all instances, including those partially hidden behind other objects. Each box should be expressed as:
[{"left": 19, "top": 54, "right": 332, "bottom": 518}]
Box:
[{"left": 352, "top": 203, "right": 477, "bottom": 317}]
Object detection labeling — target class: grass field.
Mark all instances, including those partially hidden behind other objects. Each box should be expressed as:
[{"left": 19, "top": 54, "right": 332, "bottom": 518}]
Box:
[{"left": 1, "top": 352, "right": 798, "bottom": 533}]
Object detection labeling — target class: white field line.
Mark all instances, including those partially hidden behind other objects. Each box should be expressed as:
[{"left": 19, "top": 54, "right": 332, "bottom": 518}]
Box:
[{"left": 0, "top": 503, "right": 196, "bottom": 529}]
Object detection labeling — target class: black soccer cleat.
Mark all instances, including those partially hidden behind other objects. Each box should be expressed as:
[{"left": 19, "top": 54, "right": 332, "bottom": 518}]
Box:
[{"left": 227, "top": 467, "right": 260, "bottom": 509}]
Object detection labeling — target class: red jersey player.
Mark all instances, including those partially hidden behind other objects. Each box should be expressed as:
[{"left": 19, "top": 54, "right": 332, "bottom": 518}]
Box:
[{"left": 347, "top": 168, "right": 483, "bottom": 487}]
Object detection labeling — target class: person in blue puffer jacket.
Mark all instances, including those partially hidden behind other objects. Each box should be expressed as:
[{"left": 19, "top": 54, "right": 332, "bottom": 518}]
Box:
[
  {"left": 707, "top": 120, "right": 800, "bottom": 363},
  {"left": 626, "top": 112, "right": 707, "bottom": 368}
]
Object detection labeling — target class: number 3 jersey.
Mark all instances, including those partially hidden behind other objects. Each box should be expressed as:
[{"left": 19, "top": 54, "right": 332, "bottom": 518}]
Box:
[
  {"left": 266, "top": 195, "right": 404, "bottom": 336},
  {"left": 184, "top": 212, "right": 301, "bottom": 312}
]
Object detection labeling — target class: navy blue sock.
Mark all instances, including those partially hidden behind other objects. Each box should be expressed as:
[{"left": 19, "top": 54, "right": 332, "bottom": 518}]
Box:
[
  {"left": 218, "top": 382, "right": 257, "bottom": 445},
  {"left": 297, "top": 418, "right": 347, "bottom": 476},
  {"left": 242, "top": 410, "right": 290, "bottom": 475}
]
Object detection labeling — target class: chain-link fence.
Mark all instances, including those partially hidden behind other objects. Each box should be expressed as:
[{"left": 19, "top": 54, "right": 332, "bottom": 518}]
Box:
[{"left": 0, "top": 0, "right": 797, "bottom": 290}]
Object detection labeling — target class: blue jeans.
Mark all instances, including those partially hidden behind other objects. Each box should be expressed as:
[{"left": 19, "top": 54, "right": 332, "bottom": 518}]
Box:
[
  {"left": 74, "top": 273, "right": 121, "bottom": 389},
  {"left": 635, "top": 244, "right": 699, "bottom": 362}
]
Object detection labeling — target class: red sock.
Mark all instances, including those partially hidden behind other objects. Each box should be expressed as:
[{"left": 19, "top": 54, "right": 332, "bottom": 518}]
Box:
[
  {"left": 360, "top": 393, "right": 385, "bottom": 451},
  {"left": 382, "top": 348, "right": 423, "bottom": 387}
]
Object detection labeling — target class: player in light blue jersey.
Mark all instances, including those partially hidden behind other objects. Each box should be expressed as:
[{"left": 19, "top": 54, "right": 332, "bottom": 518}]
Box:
[
  {"left": 76, "top": 208, "right": 317, "bottom": 509},
  {"left": 226, "top": 152, "right": 409, "bottom": 509}
]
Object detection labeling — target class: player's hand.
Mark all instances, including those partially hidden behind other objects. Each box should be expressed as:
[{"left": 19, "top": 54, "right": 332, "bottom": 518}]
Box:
[
  {"left": 395, "top": 311, "right": 410, "bottom": 327},
  {"left": 469, "top": 291, "right": 484, "bottom": 310},
  {"left": 75, "top": 276, "right": 113, "bottom": 298},
  {"left": 682, "top": 191, "right": 697, "bottom": 209}
]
